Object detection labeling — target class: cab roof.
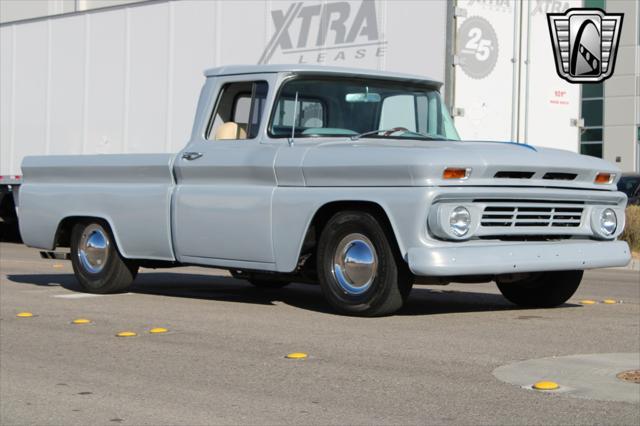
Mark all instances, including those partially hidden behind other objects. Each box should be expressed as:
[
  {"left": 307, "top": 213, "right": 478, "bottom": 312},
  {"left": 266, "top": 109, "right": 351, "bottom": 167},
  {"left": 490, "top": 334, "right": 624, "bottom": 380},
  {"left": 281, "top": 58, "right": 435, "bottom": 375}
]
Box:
[{"left": 203, "top": 64, "right": 443, "bottom": 87}]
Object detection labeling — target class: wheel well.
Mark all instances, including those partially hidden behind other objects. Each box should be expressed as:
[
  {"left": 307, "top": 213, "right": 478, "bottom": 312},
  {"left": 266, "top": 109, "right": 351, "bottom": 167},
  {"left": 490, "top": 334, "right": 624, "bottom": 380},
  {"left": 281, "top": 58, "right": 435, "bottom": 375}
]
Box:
[
  {"left": 54, "top": 216, "right": 110, "bottom": 248},
  {"left": 300, "top": 201, "right": 402, "bottom": 260}
]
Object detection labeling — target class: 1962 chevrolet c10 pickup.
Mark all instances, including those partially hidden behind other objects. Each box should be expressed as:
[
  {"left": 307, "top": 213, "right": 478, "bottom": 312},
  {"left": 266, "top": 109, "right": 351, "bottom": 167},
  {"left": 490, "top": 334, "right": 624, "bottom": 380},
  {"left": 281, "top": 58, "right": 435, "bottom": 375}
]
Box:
[{"left": 19, "top": 65, "right": 631, "bottom": 316}]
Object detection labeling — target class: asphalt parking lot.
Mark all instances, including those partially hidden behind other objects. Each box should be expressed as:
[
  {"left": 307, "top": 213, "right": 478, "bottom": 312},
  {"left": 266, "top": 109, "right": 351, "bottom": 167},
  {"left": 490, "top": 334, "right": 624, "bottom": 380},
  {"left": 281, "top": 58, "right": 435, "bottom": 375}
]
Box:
[{"left": 1, "top": 242, "right": 639, "bottom": 425}]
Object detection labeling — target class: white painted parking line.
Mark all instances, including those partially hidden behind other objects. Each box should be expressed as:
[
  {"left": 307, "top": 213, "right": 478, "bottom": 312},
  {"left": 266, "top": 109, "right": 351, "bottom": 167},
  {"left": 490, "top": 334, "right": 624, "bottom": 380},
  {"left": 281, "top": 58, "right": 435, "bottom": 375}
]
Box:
[
  {"left": 53, "top": 293, "right": 105, "bottom": 299},
  {"left": 53, "top": 293, "right": 132, "bottom": 299}
]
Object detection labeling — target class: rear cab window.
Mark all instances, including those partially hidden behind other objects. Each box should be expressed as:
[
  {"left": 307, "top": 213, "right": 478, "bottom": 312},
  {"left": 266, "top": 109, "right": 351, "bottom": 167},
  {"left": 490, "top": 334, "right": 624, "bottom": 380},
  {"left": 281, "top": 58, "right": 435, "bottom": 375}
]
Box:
[{"left": 273, "top": 98, "right": 325, "bottom": 131}]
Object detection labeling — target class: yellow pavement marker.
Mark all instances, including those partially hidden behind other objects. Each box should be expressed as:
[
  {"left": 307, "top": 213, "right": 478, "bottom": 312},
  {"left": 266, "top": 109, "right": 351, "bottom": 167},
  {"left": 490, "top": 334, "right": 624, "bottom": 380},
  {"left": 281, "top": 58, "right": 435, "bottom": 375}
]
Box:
[
  {"left": 532, "top": 381, "right": 559, "bottom": 391},
  {"left": 285, "top": 352, "right": 308, "bottom": 360},
  {"left": 52, "top": 264, "right": 64, "bottom": 269},
  {"left": 602, "top": 299, "right": 618, "bottom": 304},
  {"left": 16, "top": 312, "right": 34, "bottom": 318},
  {"left": 579, "top": 300, "right": 596, "bottom": 305},
  {"left": 72, "top": 318, "right": 91, "bottom": 324},
  {"left": 116, "top": 331, "right": 137, "bottom": 337},
  {"left": 149, "top": 327, "right": 168, "bottom": 334}
]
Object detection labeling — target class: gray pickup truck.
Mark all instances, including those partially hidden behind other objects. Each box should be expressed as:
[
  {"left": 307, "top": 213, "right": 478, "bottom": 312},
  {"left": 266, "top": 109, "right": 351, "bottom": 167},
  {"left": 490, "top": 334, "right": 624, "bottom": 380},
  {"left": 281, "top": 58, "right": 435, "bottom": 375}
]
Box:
[{"left": 19, "top": 65, "right": 630, "bottom": 316}]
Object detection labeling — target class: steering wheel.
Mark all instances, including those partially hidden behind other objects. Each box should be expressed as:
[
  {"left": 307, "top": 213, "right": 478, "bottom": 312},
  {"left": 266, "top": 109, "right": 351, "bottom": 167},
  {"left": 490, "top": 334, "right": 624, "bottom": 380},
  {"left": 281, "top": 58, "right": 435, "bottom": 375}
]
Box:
[{"left": 382, "top": 127, "right": 409, "bottom": 136}]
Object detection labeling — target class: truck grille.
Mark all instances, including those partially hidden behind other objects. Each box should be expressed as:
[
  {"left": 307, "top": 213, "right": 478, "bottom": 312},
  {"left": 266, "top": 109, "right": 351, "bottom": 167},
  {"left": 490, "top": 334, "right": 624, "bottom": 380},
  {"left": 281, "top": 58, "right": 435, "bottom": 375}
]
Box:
[{"left": 479, "top": 200, "right": 584, "bottom": 228}]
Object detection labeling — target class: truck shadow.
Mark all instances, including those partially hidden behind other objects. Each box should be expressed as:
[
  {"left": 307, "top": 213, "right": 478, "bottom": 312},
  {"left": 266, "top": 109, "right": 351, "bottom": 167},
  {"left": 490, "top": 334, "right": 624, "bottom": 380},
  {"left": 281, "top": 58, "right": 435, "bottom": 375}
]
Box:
[
  {"left": 6, "top": 272, "right": 581, "bottom": 316},
  {"left": 0, "top": 223, "right": 22, "bottom": 243}
]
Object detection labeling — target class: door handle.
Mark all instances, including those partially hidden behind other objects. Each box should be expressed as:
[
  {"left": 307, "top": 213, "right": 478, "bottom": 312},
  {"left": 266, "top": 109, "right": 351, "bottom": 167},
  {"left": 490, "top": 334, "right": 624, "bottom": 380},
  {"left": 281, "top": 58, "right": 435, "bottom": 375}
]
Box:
[{"left": 182, "top": 152, "right": 203, "bottom": 161}]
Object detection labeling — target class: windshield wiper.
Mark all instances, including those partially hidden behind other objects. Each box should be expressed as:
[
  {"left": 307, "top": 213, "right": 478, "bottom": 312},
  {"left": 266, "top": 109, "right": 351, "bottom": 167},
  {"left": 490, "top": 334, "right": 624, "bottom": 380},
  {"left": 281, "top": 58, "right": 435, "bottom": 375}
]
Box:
[
  {"left": 350, "top": 128, "right": 395, "bottom": 141},
  {"left": 350, "top": 128, "right": 441, "bottom": 141},
  {"left": 400, "top": 130, "right": 442, "bottom": 140}
]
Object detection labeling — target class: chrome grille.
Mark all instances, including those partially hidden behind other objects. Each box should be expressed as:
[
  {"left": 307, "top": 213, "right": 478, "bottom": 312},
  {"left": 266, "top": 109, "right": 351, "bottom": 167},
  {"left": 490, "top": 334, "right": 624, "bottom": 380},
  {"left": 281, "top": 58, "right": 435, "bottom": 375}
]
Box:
[{"left": 480, "top": 201, "right": 584, "bottom": 228}]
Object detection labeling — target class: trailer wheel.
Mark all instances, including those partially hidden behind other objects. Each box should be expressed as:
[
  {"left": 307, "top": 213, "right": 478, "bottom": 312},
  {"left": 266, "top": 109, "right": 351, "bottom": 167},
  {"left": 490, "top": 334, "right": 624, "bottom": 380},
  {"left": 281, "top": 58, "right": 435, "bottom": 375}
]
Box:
[
  {"left": 317, "top": 211, "right": 412, "bottom": 316},
  {"left": 496, "top": 270, "right": 583, "bottom": 308},
  {"left": 70, "top": 221, "right": 138, "bottom": 293}
]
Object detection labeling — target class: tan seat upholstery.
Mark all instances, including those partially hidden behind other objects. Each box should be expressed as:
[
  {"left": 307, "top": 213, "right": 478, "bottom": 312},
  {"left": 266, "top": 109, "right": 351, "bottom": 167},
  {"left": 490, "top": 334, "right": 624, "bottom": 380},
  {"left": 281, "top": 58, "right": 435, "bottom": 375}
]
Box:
[{"left": 214, "top": 122, "right": 247, "bottom": 140}]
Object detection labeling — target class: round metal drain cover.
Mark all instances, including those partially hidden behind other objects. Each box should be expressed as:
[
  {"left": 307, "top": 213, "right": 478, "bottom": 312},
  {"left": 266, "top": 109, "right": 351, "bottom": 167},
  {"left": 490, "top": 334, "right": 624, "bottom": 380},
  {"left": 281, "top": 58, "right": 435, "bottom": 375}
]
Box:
[{"left": 617, "top": 370, "right": 640, "bottom": 384}]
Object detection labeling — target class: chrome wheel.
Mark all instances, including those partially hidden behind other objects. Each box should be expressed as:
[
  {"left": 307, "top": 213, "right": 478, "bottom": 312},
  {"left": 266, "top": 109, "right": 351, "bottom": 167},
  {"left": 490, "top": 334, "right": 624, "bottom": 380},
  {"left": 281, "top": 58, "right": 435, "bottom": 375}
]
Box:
[
  {"left": 78, "top": 224, "right": 110, "bottom": 274},
  {"left": 332, "top": 233, "right": 378, "bottom": 295}
]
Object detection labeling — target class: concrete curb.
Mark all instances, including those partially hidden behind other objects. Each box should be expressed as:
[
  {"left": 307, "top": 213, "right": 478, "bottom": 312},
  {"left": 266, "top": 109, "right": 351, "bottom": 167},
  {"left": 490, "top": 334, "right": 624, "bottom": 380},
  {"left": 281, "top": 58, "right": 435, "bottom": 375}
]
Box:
[{"left": 493, "top": 353, "right": 640, "bottom": 404}]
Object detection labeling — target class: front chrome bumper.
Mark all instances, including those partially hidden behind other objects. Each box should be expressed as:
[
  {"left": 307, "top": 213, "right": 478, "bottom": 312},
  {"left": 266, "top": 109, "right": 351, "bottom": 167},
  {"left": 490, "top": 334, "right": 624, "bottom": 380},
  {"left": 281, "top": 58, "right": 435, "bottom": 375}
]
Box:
[{"left": 407, "top": 240, "right": 631, "bottom": 276}]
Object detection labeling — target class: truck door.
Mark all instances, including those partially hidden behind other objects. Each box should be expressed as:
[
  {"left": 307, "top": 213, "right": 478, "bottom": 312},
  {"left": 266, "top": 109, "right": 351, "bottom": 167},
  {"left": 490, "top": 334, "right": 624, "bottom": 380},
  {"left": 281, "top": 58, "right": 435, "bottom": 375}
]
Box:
[{"left": 172, "top": 76, "right": 279, "bottom": 267}]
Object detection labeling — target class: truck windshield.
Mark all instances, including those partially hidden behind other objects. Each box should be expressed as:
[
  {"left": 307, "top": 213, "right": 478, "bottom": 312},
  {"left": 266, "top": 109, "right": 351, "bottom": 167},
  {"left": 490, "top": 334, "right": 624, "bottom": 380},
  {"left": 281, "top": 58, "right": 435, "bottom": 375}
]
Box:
[{"left": 269, "top": 76, "right": 460, "bottom": 141}]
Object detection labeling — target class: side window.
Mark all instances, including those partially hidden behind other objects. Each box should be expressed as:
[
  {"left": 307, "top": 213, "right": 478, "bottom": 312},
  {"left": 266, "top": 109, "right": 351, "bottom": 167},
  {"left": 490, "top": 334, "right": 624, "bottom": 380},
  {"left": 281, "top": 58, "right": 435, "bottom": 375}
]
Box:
[
  {"left": 248, "top": 82, "right": 268, "bottom": 137},
  {"left": 233, "top": 96, "right": 251, "bottom": 123},
  {"left": 207, "top": 81, "right": 268, "bottom": 140},
  {"left": 416, "top": 95, "right": 428, "bottom": 134},
  {"left": 416, "top": 93, "right": 443, "bottom": 136}
]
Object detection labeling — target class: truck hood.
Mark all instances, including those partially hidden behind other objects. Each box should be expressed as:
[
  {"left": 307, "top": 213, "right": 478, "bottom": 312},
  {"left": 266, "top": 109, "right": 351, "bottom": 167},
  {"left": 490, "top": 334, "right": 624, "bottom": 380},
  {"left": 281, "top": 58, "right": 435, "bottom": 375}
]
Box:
[{"left": 298, "top": 139, "right": 620, "bottom": 190}]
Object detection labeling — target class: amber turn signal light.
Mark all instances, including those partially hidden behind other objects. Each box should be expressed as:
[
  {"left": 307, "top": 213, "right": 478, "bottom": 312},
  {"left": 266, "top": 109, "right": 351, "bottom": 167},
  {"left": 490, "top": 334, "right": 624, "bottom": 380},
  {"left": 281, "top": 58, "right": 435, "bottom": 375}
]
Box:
[
  {"left": 443, "top": 167, "right": 471, "bottom": 180},
  {"left": 594, "top": 172, "right": 615, "bottom": 184}
]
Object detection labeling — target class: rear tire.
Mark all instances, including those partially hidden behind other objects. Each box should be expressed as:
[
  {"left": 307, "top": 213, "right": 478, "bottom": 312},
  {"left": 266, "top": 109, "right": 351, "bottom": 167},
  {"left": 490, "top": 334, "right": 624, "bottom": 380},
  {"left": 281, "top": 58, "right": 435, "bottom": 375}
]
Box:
[
  {"left": 496, "top": 270, "right": 583, "bottom": 308},
  {"left": 317, "top": 211, "right": 412, "bottom": 317},
  {"left": 70, "top": 221, "right": 138, "bottom": 294}
]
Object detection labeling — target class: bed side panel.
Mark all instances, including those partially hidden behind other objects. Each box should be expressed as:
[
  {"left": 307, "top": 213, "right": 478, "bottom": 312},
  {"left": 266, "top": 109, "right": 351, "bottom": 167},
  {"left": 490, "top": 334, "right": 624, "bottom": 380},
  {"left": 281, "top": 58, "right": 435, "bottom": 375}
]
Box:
[{"left": 19, "top": 154, "right": 176, "bottom": 261}]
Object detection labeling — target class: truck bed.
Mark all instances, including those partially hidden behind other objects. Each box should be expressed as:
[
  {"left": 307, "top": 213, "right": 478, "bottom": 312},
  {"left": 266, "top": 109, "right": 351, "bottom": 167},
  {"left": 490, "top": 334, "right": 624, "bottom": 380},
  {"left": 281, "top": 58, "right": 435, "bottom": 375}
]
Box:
[{"left": 19, "top": 154, "right": 176, "bottom": 261}]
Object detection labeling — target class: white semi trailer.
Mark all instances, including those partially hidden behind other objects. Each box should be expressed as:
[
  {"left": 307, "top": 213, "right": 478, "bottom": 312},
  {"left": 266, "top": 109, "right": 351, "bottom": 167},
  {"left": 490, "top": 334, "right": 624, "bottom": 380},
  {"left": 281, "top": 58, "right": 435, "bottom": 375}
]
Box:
[{"left": 0, "top": 0, "right": 581, "bottom": 231}]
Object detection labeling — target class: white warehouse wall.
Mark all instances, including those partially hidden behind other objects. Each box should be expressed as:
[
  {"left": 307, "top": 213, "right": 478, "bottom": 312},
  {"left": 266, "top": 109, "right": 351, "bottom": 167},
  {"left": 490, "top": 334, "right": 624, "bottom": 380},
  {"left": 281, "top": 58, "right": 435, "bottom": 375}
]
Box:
[
  {"left": 0, "top": 0, "right": 448, "bottom": 176},
  {"left": 0, "top": 0, "right": 144, "bottom": 23},
  {"left": 602, "top": 0, "right": 639, "bottom": 172}
]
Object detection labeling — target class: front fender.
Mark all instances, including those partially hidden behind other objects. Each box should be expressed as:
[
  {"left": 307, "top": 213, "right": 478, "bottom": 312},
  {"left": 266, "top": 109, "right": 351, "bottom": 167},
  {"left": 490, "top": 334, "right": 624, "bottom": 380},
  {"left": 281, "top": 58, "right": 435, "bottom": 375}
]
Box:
[{"left": 271, "top": 187, "right": 432, "bottom": 272}]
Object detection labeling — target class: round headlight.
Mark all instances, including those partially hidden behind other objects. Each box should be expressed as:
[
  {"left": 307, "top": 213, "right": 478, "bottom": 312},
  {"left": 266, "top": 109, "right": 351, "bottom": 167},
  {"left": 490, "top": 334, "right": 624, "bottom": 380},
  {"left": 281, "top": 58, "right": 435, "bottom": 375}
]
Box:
[
  {"left": 449, "top": 206, "right": 471, "bottom": 237},
  {"left": 600, "top": 208, "right": 617, "bottom": 236}
]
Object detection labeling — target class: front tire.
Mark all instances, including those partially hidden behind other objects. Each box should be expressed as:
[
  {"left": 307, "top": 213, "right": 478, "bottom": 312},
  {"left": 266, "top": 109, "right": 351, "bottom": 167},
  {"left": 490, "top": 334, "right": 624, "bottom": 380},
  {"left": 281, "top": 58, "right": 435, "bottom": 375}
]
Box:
[
  {"left": 496, "top": 270, "right": 583, "bottom": 308},
  {"left": 317, "top": 211, "right": 412, "bottom": 316},
  {"left": 70, "top": 221, "right": 138, "bottom": 294}
]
